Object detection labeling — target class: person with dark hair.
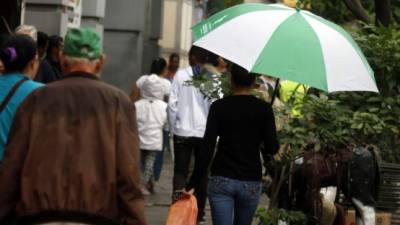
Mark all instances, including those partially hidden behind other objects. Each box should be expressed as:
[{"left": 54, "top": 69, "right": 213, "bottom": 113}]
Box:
[
  {"left": 132, "top": 57, "right": 171, "bottom": 194},
  {"left": 0, "top": 34, "right": 44, "bottom": 162},
  {"left": 188, "top": 63, "right": 279, "bottom": 225},
  {"left": 37, "top": 31, "right": 49, "bottom": 60},
  {"left": 131, "top": 57, "right": 170, "bottom": 102},
  {"left": 46, "top": 35, "right": 63, "bottom": 79},
  {"left": 34, "top": 31, "right": 59, "bottom": 84},
  {"left": 167, "top": 53, "right": 180, "bottom": 80},
  {"left": 207, "top": 51, "right": 228, "bottom": 74},
  {"left": 135, "top": 74, "right": 168, "bottom": 196},
  {"left": 0, "top": 28, "right": 146, "bottom": 225},
  {"left": 168, "top": 45, "right": 214, "bottom": 224}
]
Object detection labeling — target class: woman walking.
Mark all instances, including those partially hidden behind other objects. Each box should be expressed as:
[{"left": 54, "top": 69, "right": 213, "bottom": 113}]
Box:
[
  {"left": 135, "top": 72, "right": 168, "bottom": 195},
  {"left": 188, "top": 63, "right": 279, "bottom": 225},
  {"left": 0, "top": 35, "right": 43, "bottom": 162}
]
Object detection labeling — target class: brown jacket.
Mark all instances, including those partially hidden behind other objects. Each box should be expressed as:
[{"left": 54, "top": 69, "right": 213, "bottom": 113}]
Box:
[{"left": 0, "top": 72, "right": 146, "bottom": 225}]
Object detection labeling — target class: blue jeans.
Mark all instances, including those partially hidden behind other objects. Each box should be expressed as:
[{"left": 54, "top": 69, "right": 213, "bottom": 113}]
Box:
[
  {"left": 153, "top": 130, "right": 170, "bottom": 181},
  {"left": 208, "top": 176, "right": 262, "bottom": 225}
]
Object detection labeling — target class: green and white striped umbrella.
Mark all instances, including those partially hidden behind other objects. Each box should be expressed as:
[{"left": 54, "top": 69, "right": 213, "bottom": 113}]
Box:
[{"left": 192, "top": 3, "right": 378, "bottom": 93}]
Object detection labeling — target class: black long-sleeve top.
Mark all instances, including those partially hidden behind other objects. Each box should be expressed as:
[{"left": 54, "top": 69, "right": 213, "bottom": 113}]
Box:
[{"left": 188, "top": 95, "right": 279, "bottom": 188}]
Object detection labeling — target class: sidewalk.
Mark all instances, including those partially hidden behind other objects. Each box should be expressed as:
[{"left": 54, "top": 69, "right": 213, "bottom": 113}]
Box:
[
  {"left": 144, "top": 151, "right": 268, "bottom": 225},
  {"left": 143, "top": 151, "right": 213, "bottom": 225}
]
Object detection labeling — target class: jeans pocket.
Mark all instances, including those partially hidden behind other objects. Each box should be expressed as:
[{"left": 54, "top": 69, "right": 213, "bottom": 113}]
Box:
[
  {"left": 243, "top": 182, "right": 262, "bottom": 200},
  {"left": 208, "top": 176, "right": 229, "bottom": 194}
]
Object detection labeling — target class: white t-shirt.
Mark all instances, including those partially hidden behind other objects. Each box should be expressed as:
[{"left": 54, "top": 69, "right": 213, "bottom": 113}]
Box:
[{"left": 135, "top": 99, "right": 167, "bottom": 151}]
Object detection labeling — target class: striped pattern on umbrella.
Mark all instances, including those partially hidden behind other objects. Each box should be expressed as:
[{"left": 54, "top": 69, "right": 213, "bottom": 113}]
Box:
[{"left": 192, "top": 4, "right": 378, "bottom": 93}]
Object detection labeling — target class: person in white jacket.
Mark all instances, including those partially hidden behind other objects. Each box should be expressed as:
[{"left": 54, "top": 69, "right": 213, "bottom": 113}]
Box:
[
  {"left": 168, "top": 46, "right": 212, "bottom": 224},
  {"left": 135, "top": 74, "right": 168, "bottom": 195}
]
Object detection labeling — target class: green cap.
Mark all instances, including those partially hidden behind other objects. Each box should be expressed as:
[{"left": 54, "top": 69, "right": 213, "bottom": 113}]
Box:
[{"left": 63, "top": 27, "right": 102, "bottom": 59}]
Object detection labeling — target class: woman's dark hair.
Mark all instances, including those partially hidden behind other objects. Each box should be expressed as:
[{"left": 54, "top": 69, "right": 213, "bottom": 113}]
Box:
[
  {"left": 46, "top": 35, "right": 63, "bottom": 58},
  {"left": 149, "top": 57, "right": 167, "bottom": 75},
  {"left": 37, "top": 31, "right": 49, "bottom": 50},
  {"left": 169, "top": 53, "right": 179, "bottom": 61},
  {"left": 207, "top": 51, "right": 220, "bottom": 67},
  {"left": 0, "top": 34, "right": 37, "bottom": 73},
  {"left": 189, "top": 46, "right": 209, "bottom": 64},
  {"left": 230, "top": 63, "right": 256, "bottom": 87}
]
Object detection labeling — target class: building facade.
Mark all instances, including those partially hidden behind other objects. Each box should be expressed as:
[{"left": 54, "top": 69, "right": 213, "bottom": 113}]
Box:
[
  {"left": 159, "top": 0, "right": 200, "bottom": 67},
  {"left": 0, "top": 0, "right": 164, "bottom": 92}
]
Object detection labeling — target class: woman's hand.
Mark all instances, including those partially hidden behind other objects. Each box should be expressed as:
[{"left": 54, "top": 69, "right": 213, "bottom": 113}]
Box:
[
  {"left": 183, "top": 188, "right": 194, "bottom": 195},
  {"left": 172, "top": 188, "right": 194, "bottom": 203}
]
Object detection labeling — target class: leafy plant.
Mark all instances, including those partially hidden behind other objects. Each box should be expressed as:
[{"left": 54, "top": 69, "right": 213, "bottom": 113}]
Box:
[
  {"left": 352, "top": 25, "right": 400, "bottom": 96},
  {"left": 256, "top": 207, "right": 306, "bottom": 225}
]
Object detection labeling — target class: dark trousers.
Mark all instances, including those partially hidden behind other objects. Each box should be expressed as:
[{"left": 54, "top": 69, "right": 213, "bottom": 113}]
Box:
[{"left": 173, "top": 135, "right": 208, "bottom": 218}]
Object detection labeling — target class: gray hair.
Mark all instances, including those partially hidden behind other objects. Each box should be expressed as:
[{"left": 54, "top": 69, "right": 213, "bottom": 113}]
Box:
[
  {"left": 64, "top": 56, "right": 100, "bottom": 66},
  {"left": 15, "top": 25, "right": 38, "bottom": 42}
]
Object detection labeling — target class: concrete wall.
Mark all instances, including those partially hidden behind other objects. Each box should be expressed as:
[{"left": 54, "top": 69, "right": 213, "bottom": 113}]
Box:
[
  {"left": 81, "top": 0, "right": 105, "bottom": 40},
  {"left": 159, "top": 0, "right": 195, "bottom": 67},
  {"left": 102, "top": 0, "right": 164, "bottom": 92},
  {"left": 22, "top": 0, "right": 164, "bottom": 93},
  {"left": 142, "top": 0, "right": 164, "bottom": 75},
  {"left": 23, "top": 0, "right": 69, "bottom": 36}
]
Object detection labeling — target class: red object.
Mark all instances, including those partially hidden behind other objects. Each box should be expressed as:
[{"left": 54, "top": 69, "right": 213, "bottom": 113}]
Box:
[{"left": 166, "top": 194, "right": 198, "bottom": 225}]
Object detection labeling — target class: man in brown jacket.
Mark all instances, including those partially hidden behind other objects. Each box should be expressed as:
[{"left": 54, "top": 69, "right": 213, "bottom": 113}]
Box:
[{"left": 0, "top": 28, "right": 146, "bottom": 225}]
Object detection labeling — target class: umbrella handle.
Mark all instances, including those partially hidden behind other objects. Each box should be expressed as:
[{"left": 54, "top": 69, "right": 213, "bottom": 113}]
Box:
[{"left": 271, "top": 78, "right": 280, "bottom": 105}]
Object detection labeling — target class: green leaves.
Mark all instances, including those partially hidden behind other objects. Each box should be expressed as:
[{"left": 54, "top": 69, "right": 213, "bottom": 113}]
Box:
[
  {"left": 256, "top": 207, "right": 306, "bottom": 225},
  {"left": 353, "top": 25, "right": 400, "bottom": 96}
]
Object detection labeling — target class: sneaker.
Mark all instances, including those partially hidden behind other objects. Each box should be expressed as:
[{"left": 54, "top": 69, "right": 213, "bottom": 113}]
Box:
[
  {"left": 146, "top": 181, "right": 155, "bottom": 194},
  {"left": 197, "top": 216, "right": 206, "bottom": 225},
  {"left": 141, "top": 186, "right": 151, "bottom": 196}
]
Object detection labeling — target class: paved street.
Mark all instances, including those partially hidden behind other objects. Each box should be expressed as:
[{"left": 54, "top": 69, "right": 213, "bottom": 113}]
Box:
[
  {"left": 143, "top": 151, "right": 213, "bottom": 225},
  {"left": 144, "top": 151, "right": 268, "bottom": 225}
]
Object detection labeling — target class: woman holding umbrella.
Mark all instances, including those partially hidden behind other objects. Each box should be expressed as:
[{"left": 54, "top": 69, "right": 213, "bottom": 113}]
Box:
[{"left": 187, "top": 63, "right": 279, "bottom": 225}]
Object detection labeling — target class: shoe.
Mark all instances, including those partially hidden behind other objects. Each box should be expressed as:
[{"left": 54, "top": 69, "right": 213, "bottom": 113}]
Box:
[
  {"left": 197, "top": 216, "right": 206, "bottom": 225},
  {"left": 146, "top": 181, "right": 155, "bottom": 194},
  {"left": 141, "top": 186, "right": 151, "bottom": 196}
]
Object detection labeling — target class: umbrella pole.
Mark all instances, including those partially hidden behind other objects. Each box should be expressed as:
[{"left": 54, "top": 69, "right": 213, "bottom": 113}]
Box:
[{"left": 271, "top": 78, "right": 280, "bottom": 105}]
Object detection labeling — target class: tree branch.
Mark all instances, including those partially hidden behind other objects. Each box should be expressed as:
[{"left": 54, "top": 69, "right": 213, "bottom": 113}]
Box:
[
  {"left": 374, "top": 0, "right": 392, "bottom": 27},
  {"left": 342, "top": 0, "right": 372, "bottom": 24}
]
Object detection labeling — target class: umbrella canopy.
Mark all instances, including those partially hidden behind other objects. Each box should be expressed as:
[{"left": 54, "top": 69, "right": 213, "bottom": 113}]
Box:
[{"left": 192, "top": 3, "right": 379, "bottom": 93}]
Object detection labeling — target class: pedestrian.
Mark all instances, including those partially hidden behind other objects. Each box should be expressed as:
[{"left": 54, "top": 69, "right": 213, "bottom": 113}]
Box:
[
  {"left": 0, "top": 28, "right": 146, "bottom": 225},
  {"left": 0, "top": 34, "right": 7, "bottom": 74},
  {"left": 131, "top": 58, "right": 171, "bottom": 193},
  {"left": 188, "top": 64, "right": 279, "bottom": 225},
  {"left": 168, "top": 46, "right": 212, "bottom": 224},
  {"left": 130, "top": 57, "right": 170, "bottom": 100},
  {"left": 279, "top": 80, "right": 307, "bottom": 117},
  {"left": 46, "top": 35, "right": 63, "bottom": 79},
  {"left": 206, "top": 51, "right": 228, "bottom": 75},
  {"left": 0, "top": 59, "right": 4, "bottom": 74},
  {"left": 167, "top": 53, "right": 180, "bottom": 81},
  {"left": 15, "top": 25, "right": 38, "bottom": 41},
  {"left": 0, "top": 34, "right": 44, "bottom": 163},
  {"left": 37, "top": 31, "right": 49, "bottom": 60},
  {"left": 34, "top": 31, "right": 59, "bottom": 83},
  {"left": 135, "top": 74, "right": 168, "bottom": 195}
]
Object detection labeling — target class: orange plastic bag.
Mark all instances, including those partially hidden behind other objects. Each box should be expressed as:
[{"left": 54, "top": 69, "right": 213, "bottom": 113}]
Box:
[{"left": 165, "top": 194, "right": 198, "bottom": 225}]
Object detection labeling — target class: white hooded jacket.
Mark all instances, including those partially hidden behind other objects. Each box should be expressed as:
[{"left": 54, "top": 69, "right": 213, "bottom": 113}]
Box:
[{"left": 135, "top": 75, "right": 168, "bottom": 150}]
